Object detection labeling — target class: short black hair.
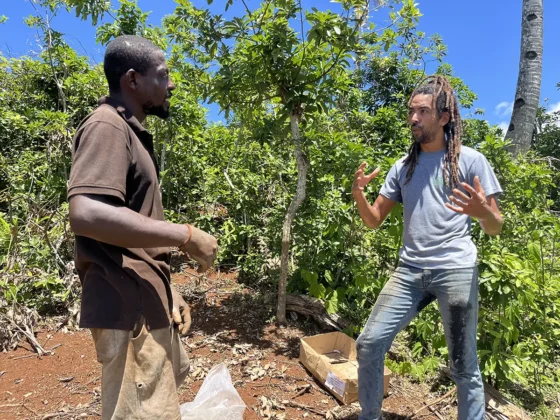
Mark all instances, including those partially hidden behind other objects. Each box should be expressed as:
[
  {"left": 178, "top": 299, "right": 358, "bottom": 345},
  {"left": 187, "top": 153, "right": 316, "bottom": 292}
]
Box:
[{"left": 103, "top": 35, "right": 162, "bottom": 93}]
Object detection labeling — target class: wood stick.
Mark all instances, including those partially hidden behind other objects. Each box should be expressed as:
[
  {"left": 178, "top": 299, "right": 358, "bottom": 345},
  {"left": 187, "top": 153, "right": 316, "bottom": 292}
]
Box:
[
  {"left": 408, "top": 388, "right": 456, "bottom": 419},
  {"left": 283, "top": 401, "right": 326, "bottom": 417},
  {"left": 295, "top": 384, "right": 312, "bottom": 397},
  {"left": 85, "top": 375, "right": 100, "bottom": 385},
  {"left": 2, "top": 316, "right": 47, "bottom": 355},
  {"left": 23, "top": 404, "right": 38, "bottom": 416},
  {"left": 428, "top": 405, "right": 444, "bottom": 420},
  {"left": 12, "top": 354, "right": 37, "bottom": 361}
]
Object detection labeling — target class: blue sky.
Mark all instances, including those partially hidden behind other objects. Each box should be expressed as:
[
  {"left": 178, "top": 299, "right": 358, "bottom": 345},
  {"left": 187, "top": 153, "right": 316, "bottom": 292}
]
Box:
[{"left": 1, "top": 0, "right": 559, "bottom": 128}]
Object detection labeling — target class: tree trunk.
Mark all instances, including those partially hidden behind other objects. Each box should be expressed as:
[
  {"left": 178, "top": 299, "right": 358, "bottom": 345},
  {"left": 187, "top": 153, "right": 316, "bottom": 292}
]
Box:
[
  {"left": 505, "top": 0, "right": 543, "bottom": 155},
  {"left": 277, "top": 111, "right": 308, "bottom": 325},
  {"left": 286, "top": 294, "right": 349, "bottom": 331}
]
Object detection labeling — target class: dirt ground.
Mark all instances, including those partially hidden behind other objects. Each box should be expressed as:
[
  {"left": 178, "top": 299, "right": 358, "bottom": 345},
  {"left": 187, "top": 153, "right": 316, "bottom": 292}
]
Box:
[{"left": 0, "top": 270, "right": 457, "bottom": 420}]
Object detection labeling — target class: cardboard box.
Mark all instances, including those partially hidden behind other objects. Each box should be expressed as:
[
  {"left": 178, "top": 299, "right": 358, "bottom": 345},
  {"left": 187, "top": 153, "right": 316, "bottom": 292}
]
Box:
[{"left": 299, "top": 331, "right": 391, "bottom": 404}]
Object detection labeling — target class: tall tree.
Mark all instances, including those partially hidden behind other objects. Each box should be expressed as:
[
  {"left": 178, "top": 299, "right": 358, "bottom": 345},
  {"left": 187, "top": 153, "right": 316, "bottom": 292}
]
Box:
[
  {"left": 505, "top": 0, "right": 543, "bottom": 155},
  {"left": 167, "top": 0, "right": 376, "bottom": 324}
]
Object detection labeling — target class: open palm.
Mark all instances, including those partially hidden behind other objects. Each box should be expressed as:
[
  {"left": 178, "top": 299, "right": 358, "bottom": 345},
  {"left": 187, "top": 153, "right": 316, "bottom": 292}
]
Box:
[{"left": 353, "top": 162, "right": 380, "bottom": 192}]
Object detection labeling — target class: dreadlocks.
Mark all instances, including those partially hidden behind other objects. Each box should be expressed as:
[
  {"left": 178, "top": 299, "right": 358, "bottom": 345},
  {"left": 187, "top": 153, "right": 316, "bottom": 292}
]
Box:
[{"left": 403, "top": 75, "right": 463, "bottom": 188}]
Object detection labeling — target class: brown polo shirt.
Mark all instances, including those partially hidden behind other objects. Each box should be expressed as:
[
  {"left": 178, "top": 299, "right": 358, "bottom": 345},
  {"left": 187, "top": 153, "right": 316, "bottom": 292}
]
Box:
[{"left": 68, "top": 97, "right": 172, "bottom": 331}]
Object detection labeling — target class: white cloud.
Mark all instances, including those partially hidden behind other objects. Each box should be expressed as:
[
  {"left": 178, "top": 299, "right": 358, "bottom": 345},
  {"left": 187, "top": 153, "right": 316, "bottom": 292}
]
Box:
[
  {"left": 497, "top": 121, "right": 509, "bottom": 138},
  {"left": 495, "top": 101, "right": 514, "bottom": 117},
  {"left": 545, "top": 101, "right": 560, "bottom": 127},
  {"left": 547, "top": 101, "right": 560, "bottom": 114}
]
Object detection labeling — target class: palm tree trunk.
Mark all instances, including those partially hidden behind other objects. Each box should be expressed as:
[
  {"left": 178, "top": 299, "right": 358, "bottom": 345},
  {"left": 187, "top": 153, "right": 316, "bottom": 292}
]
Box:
[
  {"left": 505, "top": 0, "right": 543, "bottom": 155},
  {"left": 277, "top": 111, "right": 308, "bottom": 325}
]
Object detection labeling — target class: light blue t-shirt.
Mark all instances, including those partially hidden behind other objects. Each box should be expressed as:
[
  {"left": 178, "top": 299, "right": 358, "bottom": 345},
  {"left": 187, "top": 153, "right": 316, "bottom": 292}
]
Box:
[{"left": 380, "top": 146, "right": 502, "bottom": 269}]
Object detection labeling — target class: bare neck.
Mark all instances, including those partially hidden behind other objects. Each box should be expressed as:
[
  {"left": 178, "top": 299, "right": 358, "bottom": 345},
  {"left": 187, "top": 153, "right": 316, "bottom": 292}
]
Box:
[
  {"left": 110, "top": 92, "right": 146, "bottom": 124},
  {"left": 420, "top": 132, "right": 446, "bottom": 153}
]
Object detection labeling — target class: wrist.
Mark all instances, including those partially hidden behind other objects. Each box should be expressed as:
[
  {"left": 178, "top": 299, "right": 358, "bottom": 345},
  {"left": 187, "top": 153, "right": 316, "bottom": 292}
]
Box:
[
  {"left": 478, "top": 207, "right": 494, "bottom": 223},
  {"left": 177, "top": 224, "right": 192, "bottom": 248}
]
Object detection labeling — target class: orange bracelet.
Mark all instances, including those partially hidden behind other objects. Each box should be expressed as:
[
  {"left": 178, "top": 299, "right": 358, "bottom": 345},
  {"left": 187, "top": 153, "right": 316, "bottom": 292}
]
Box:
[{"left": 180, "top": 224, "right": 193, "bottom": 248}]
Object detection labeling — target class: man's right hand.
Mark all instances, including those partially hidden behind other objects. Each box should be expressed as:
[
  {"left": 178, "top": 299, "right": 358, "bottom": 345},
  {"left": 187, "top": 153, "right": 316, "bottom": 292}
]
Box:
[
  {"left": 352, "top": 162, "right": 380, "bottom": 193},
  {"left": 179, "top": 225, "right": 218, "bottom": 273}
]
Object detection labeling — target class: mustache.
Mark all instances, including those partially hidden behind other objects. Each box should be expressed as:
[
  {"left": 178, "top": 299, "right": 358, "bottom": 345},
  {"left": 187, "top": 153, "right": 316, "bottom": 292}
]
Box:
[{"left": 411, "top": 123, "right": 423, "bottom": 130}]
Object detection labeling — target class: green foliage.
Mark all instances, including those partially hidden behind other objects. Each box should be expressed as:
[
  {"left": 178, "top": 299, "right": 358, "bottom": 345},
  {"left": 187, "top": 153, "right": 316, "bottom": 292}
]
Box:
[
  {"left": 95, "top": 0, "right": 167, "bottom": 48},
  {"left": 64, "top": 0, "right": 111, "bottom": 26}
]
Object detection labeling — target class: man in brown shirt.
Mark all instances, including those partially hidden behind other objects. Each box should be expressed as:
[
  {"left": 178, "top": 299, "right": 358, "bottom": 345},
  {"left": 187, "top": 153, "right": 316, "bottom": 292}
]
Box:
[{"left": 68, "top": 35, "right": 217, "bottom": 419}]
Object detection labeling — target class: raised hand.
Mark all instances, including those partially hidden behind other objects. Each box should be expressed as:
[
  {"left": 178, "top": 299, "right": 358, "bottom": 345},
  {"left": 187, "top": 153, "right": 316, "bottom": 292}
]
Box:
[
  {"left": 179, "top": 225, "right": 218, "bottom": 273},
  {"left": 445, "top": 176, "right": 492, "bottom": 220},
  {"left": 353, "top": 162, "right": 380, "bottom": 193}
]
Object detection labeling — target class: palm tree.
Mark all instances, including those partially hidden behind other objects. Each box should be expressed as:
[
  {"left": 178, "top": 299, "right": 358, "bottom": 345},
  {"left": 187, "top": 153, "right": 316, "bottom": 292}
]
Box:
[{"left": 505, "top": 0, "right": 543, "bottom": 155}]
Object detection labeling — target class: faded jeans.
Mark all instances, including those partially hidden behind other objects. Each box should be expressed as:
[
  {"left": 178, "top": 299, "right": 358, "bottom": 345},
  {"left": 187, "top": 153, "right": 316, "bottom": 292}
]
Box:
[{"left": 356, "top": 264, "right": 485, "bottom": 420}]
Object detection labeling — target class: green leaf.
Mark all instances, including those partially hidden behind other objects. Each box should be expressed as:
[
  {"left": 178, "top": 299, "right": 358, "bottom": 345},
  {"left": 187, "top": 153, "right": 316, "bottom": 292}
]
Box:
[
  {"left": 310, "top": 282, "right": 326, "bottom": 299},
  {"left": 301, "top": 269, "right": 318, "bottom": 284},
  {"left": 355, "top": 275, "right": 368, "bottom": 288}
]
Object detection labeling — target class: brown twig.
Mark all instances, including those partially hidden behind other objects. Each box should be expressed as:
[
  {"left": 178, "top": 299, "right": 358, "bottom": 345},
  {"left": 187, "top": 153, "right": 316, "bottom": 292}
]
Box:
[
  {"left": 408, "top": 388, "right": 456, "bottom": 419},
  {"left": 85, "top": 375, "right": 101, "bottom": 386},
  {"left": 428, "top": 405, "right": 444, "bottom": 420},
  {"left": 295, "top": 384, "right": 312, "bottom": 397},
  {"left": 283, "top": 401, "right": 326, "bottom": 417},
  {"left": 12, "top": 354, "right": 37, "bottom": 361},
  {"left": 2, "top": 315, "right": 47, "bottom": 355},
  {"left": 23, "top": 404, "right": 38, "bottom": 416}
]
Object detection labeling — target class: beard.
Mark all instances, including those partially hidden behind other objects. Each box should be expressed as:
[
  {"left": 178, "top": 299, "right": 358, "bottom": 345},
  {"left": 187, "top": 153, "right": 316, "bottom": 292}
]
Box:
[
  {"left": 146, "top": 104, "right": 170, "bottom": 119},
  {"left": 143, "top": 95, "right": 171, "bottom": 120},
  {"left": 411, "top": 124, "right": 435, "bottom": 144}
]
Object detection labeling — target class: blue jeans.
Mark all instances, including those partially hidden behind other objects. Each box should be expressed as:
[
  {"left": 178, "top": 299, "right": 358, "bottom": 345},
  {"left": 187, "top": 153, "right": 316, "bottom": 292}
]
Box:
[{"left": 356, "top": 264, "right": 485, "bottom": 420}]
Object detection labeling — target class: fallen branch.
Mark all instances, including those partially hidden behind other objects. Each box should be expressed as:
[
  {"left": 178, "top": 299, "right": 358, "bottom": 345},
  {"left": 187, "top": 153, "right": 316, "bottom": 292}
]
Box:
[
  {"left": 23, "top": 404, "right": 38, "bottom": 416},
  {"left": 295, "top": 384, "right": 312, "bottom": 397},
  {"left": 428, "top": 405, "right": 444, "bottom": 420},
  {"left": 286, "top": 294, "right": 349, "bottom": 331},
  {"left": 282, "top": 400, "right": 326, "bottom": 417},
  {"left": 85, "top": 375, "right": 100, "bottom": 386},
  {"left": 408, "top": 387, "right": 456, "bottom": 419},
  {"left": 5, "top": 317, "right": 47, "bottom": 355},
  {"left": 12, "top": 354, "right": 37, "bottom": 361}
]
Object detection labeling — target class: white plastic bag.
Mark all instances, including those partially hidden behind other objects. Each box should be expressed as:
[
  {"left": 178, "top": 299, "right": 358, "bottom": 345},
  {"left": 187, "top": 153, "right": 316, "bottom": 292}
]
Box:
[{"left": 180, "top": 363, "right": 246, "bottom": 420}]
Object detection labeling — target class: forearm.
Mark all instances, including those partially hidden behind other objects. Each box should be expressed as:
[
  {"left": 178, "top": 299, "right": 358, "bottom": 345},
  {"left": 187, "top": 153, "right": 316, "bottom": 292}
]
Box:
[
  {"left": 478, "top": 210, "right": 503, "bottom": 236},
  {"left": 69, "top": 195, "right": 189, "bottom": 248},
  {"left": 353, "top": 190, "right": 382, "bottom": 229}
]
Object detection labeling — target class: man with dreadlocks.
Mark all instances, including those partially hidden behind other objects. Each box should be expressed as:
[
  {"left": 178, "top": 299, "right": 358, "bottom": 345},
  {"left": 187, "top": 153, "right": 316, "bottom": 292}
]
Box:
[{"left": 352, "top": 75, "right": 503, "bottom": 420}]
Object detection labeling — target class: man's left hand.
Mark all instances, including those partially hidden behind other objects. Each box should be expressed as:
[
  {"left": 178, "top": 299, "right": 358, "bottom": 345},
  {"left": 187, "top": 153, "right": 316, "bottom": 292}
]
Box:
[
  {"left": 445, "top": 176, "right": 492, "bottom": 220},
  {"left": 171, "top": 286, "right": 192, "bottom": 336}
]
